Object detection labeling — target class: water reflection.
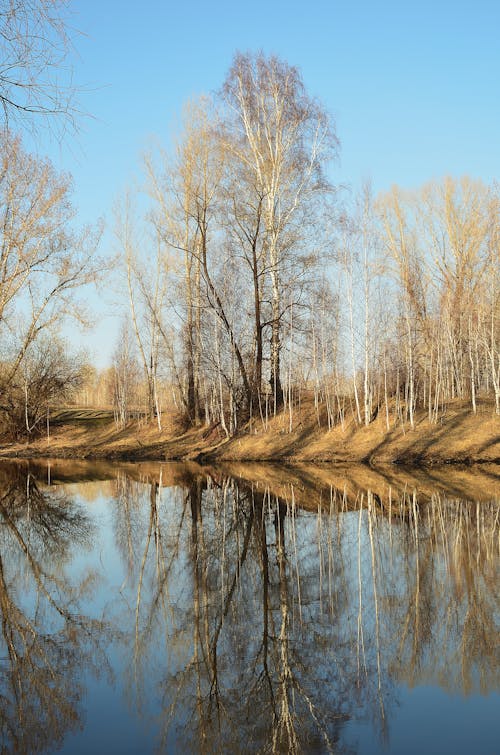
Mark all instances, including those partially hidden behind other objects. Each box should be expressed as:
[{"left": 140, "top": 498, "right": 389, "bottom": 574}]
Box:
[
  {"left": 108, "top": 464, "right": 498, "bottom": 753},
  {"left": 0, "top": 460, "right": 497, "bottom": 753},
  {"left": 0, "top": 462, "right": 112, "bottom": 753}
]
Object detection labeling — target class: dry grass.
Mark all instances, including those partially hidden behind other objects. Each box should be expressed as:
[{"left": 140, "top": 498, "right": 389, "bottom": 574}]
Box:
[
  {"left": 0, "top": 398, "right": 498, "bottom": 466},
  {"left": 212, "top": 397, "right": 500, "bottom": 465}
]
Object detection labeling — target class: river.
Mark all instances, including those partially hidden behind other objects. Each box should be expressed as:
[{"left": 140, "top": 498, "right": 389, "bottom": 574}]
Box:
[{"left": 0, "top": 459, "right": 498, "bottom": 753}]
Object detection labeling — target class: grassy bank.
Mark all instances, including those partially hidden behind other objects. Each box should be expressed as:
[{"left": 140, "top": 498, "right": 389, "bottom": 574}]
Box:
[{"left": 0, "top": 398, "right": 498, "bottom": 465}]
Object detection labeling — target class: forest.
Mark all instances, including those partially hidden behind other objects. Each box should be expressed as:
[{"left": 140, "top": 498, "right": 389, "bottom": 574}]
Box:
[
  {"left": 0, "top": 28, "right": 498, "bottom": 441},
  {"left": 111, "top": 52, "right": 499, "bottom": 437}
]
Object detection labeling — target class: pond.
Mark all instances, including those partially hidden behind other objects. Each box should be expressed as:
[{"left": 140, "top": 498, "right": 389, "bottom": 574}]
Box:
[{"left": 0, "top": 458, "right": 498, "bottom": 754}]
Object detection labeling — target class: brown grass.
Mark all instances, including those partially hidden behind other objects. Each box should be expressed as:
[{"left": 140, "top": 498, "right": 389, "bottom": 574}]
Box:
[{"left": 0, "top": 398, "right": 498, "bottom": 466}]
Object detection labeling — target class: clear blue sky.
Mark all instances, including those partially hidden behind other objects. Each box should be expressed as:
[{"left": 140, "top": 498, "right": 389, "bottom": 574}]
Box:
[{"left": 38, "top": 0, "right": 500, "bottom": 368}]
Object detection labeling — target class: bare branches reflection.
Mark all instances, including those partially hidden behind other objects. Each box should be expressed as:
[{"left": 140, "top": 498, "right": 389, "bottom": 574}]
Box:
[
  {"left": 114, "top": 465, "right": 498, "bottom": 753},
  {"left": 0, "top": 463, "right": 113, "bottom": 753},
  {"left": 0, "top": 459, "right": 496, "bottom": 753}
]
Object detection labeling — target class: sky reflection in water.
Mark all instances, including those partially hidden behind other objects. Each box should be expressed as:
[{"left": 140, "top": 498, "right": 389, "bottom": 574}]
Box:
[{"left": 0, "top": 459, "right": 498, "bottom": 754}]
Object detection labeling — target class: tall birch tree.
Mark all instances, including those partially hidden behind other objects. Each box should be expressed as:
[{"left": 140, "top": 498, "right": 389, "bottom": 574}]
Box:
[{"left": 221, "top": 52, "right": 337, "bottom": 409}]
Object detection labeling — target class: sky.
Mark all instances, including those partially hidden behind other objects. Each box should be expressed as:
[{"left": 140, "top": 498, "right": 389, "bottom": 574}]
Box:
[{"left": 30, "top": 0, "right": 500, "bottom": 368}]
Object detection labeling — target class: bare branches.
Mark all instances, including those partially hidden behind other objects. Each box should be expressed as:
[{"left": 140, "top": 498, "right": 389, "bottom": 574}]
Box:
[
  {"left": 0, "top": 0, "right": 81, "bottom": 138},
  {"left": 0, "top": 132, "right": 103, "bottom": 434}
]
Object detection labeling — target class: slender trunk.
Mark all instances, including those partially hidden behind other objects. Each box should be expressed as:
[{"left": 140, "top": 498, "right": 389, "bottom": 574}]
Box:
[
  {"left": 468, "top": 316, "right": 477, "bottom": 414},
  {"left": 270, "top": 264, "right": 283, "bottom": 412},
  {"left": 194, "top": 254, "right": 202, "bottom": 422},
  {"left": 126, "top": 255, "right": 154, "bottom": 420},
  {"left": 252, "top": 244, "right": 263, "bottom": 405},
  {"left": 185, "top": 246, "right": 196, "bottom": 423},
  {"left": 349, "top": 284, "right": 361, "bottom": 424},
  {"left": 383, "top": 348, "right": 390, "bottom": 431},
  {"left": 199, "top": 220, "right": 252, "bottom": 407},
  {"left": 363, "top": 222, "right": 371, "bottom": 426}
]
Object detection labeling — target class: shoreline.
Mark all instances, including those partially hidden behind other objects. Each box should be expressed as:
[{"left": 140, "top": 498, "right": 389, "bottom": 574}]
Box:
[{"left": 0, "top": 456, "right": 498, "bottom": 513}]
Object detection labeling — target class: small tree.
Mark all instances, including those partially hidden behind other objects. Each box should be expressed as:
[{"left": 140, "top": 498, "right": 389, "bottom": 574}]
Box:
[
  {"left": 111, "top": 319, "right": 141, "bottom": 426},
  {"left": 0, "top": 336, "right": 85, "bottom": 437}
]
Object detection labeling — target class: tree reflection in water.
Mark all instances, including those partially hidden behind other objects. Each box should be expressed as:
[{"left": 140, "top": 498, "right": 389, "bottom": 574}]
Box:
[
  {"left": 119, "top": 470, "right": 498, "bottom": 754},
  {"left": 0, "top": 463, "right": 112, "bottom": 753},
  {"left": 0, "top": 460, "right": 496, "bottom": 754}
]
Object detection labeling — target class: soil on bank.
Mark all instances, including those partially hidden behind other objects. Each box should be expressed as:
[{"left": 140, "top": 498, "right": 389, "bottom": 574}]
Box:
[{"left": 0, "top": 398, "right": 498, "bottom": 466}]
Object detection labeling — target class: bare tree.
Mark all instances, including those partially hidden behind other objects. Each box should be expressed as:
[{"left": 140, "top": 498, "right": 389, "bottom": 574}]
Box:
[
  {"left": 0, "top": 336, "right": 85, "bottom": 437},
  {"left": 378, "top": 186, "right": 428, "bottom": 426},
  {"left": 420, "top": 177, "right": 495, "bottom": 406},
  {"left": 221, "top": 52, "right": 337, "bottom": 410},
  {"left": 0, "top": 0, "right": 79, "bottom": 136},
  {"left": 115, "top": 192, "right": 172, "bottom": 427},
  {"left": 111, "top": 318, "right": 140, "bottom": 426},
  {"left": 0, "top": 133, "right": 102, "bottom": 424},
  {"left": 375, "top": 176, "right": 499, "bottom": 421},
  {"left": 144, "top": 98, "right": 225, "bottom": 423}
]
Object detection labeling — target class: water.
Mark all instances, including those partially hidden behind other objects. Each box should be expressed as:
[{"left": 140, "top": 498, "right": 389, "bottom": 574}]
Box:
[{"left": 0, "top": 459, "right": 498, "bottom": 754}]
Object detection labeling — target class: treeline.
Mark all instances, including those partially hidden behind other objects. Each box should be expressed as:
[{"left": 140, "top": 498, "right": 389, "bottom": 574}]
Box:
[
  {"left": 0, "top": 46, "right": 497, "bottom": 439},
  {"left": 113, "top": 52, "right": 499, "bottom": 433}
]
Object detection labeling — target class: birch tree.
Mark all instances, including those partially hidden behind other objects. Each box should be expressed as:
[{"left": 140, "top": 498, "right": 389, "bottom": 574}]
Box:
[
  {"left": 420, "top": 177, "right": 495, "bottom": 405},
  {"left": 378, "top": 186, "right": 428, "bottom": 426},
  {"left": 115, "top": 194, "right": 167, "bottom": 426},
  {"left": 111, "top": 319, "right": 140, "bottom": 426},
  {"left": 221, "top": 52, "right": 337, "bottom": 409}
]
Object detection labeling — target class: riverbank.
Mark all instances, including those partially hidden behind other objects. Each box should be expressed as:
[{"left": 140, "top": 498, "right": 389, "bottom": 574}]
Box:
[{"left": 0, "top": 398, "right": 498, "bottom": 465}]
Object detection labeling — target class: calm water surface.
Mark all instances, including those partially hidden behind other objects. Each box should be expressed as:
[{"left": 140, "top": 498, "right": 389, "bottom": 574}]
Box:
[{"left": 0, "top": 459, "right": 498, "bottom": 754}]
